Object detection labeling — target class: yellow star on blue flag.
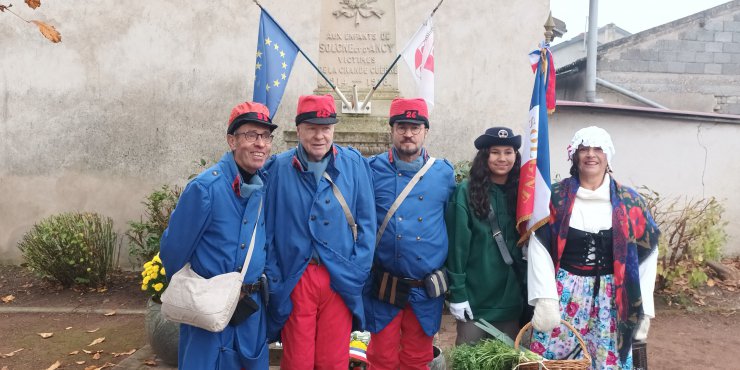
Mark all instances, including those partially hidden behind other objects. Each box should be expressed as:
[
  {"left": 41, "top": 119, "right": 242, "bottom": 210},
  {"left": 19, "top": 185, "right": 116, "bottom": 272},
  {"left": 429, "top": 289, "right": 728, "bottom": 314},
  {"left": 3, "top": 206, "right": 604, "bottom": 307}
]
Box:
[{"left": 253, "top": 10, "right": 298, "bottom": 116}]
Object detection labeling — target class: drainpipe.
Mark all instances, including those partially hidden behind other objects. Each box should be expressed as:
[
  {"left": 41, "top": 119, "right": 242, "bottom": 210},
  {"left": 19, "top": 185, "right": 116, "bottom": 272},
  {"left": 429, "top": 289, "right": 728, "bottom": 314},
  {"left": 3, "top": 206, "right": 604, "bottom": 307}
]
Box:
[
  {"left": 585, "top": 0, "right": 598, "bottom": 102},
  {"left": 596, "top": 78, "right": 668, "bottom": 109}
]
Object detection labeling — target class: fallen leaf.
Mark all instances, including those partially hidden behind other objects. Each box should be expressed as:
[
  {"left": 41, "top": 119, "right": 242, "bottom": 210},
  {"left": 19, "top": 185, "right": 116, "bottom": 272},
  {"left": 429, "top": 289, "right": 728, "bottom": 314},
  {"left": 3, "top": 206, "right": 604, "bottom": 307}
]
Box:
[
  {"left": 103, "top": 311, "right": 116, "bottom": 316},
  {"left": 84, "top": 366, "right": 97, "bottom": 370},
  {"left": 92, "top": 352, "right": 101, "bottom": 360},
  {"left": 707, "top": 278, "right": 716, "bottom": 287},
  {"left": 25, "top": 0, "right": 41, "bottom": 9},
  {"left": 65, "top": 326, "right": 73, "bottom": 330},
  {"left": 97, "top": 363, "right": 116, "bottom": 370},
  {"left": 1, "top": 348, "right": 24, "bottom": 358},
  {"left": 30, "top": 20, "right": 62, "bottom": 43},
  {"left": 82, "top": 349, "right": 92, "bottom": 354},
  {"left": 112, "top": 348, "right": 137, "bottom": 357},
  {"left": 76, "top": 361, "right": 86, "bottom": 365},
  {"left": 69, "top": 350, "right": 79, "bottom": 355},
  {"left": 86, "top": 328, "right": 100, "bottom": 333},
  {"left": 46, "top": 361, "right": 61, "bottom": 370},
  {"left": 88, "top": 337, "right": 105, "bottom": 346},
  {"left": 21, "top": 283, "right": 34, "bottom": 288},
  {"left": 144, "top": 359, "right": 158, "bottom": 366},
  {"left": 38, "top": 332, "right": 54, "bottom": 339},
  {"left": 1, "top": 295, "right": 15, "bottom": 303},
  {"left": 96, "top": 287, "right": 108, "bottom": 293}
]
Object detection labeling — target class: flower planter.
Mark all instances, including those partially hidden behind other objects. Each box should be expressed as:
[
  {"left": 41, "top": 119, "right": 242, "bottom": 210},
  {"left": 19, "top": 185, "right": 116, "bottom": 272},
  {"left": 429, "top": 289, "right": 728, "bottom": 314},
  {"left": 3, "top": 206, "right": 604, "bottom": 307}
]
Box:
[{"left": 144, "top": 298, "right": 180, "bottom": 366}]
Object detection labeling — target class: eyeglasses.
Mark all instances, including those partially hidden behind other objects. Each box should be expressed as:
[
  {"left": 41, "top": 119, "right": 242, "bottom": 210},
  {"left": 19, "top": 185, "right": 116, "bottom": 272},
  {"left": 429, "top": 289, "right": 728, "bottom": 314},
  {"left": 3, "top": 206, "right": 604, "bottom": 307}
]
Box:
[
  {"left": 232, "top": 131, "right": 274, "bottom": 143},
  {"left": 393, "top": 124, "right": 423, "bottom": 135}
]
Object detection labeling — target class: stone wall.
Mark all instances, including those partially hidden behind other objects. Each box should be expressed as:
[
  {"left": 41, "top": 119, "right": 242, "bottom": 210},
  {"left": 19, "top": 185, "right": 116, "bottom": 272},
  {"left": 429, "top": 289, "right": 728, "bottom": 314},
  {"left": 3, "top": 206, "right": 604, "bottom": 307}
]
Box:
[{"left": 0, "top": 0, "right": 550, "bottom": 265}]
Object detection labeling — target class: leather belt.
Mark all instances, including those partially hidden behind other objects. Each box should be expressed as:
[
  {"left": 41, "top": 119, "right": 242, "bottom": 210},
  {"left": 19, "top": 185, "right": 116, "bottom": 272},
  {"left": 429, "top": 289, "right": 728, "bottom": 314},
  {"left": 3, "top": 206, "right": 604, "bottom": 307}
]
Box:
[
  {"left": 402, "top": 278, "right": 425, "bottom": 288},
  {"left": 241, "top": 280, "right": 262, "bottom": 295}
]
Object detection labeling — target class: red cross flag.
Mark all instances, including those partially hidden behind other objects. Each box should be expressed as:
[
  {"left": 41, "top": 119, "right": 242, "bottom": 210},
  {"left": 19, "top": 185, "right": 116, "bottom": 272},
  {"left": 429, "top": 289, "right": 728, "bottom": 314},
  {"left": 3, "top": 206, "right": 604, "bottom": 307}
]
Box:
[{"left": 401, "top": 17, "right": 434, "bottom": 109}]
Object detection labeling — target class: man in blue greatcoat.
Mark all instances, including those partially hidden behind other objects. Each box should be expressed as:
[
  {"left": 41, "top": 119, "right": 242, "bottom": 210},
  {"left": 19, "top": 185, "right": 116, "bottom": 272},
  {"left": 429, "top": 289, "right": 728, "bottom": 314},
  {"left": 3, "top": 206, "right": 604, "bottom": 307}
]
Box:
[
  {"left": 364, "top": 98, "right": 456, "bottom": 369},
  {"left": 263, "top": 94, "right": 376, "bottom": 370},
  {"left": 160, "top": 101, "right": 275, "bottom": 369}
]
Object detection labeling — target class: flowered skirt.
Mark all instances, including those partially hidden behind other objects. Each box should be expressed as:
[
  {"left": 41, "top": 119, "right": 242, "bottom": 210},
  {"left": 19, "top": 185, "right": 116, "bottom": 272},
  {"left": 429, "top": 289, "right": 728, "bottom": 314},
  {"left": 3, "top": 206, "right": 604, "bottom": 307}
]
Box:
[{"left": 529, "top": 268, "right": 632, "bottom": 370}]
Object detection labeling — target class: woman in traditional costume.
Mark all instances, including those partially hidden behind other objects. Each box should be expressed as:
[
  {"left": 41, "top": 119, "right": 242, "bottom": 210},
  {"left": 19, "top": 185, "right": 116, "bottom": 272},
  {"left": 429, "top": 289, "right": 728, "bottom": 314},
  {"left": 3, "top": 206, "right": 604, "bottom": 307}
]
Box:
[{"left": 528, "top": 126, "right": 660, "bottom": 369}]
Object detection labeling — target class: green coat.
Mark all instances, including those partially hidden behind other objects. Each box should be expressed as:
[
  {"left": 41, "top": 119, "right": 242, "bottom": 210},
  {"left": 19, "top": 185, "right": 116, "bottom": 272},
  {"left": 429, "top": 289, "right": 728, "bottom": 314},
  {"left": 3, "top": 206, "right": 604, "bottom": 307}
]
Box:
[{"left": 445, "top": 180, "right": 525, "bottom": 323}]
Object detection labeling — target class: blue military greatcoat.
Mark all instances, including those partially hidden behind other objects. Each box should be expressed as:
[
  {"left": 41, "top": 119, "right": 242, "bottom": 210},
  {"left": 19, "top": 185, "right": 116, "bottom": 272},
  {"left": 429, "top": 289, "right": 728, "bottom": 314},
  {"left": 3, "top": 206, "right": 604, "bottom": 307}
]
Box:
[
  {"left": 364, "top": 149, "right": 455, "bottom": 336},
  {"left": 160, "top": 152, "right": 268, "bottom": 369},
  {"left": 263, "top": 144, "right": 376, "bottom": 341}
]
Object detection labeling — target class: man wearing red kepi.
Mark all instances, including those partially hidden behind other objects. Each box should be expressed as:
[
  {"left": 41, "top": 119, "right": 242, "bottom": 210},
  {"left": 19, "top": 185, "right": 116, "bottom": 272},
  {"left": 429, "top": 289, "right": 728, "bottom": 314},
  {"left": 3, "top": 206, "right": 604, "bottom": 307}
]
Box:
[
  {"left": 264, "top": 94, "right": 376, "bottom": 369},
  {"left": 161, "top": 101, "right": 275, "bottom": 369},
  {"left": 364, "top": 98, "right": 455, "bottom": 369}
]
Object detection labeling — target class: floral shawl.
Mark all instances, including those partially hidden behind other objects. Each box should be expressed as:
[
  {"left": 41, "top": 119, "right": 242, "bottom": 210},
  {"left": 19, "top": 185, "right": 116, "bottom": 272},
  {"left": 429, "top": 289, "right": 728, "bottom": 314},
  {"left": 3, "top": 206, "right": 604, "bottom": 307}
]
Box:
[{"left": 550, "top": 176, "right": 659, "bottom": 363}]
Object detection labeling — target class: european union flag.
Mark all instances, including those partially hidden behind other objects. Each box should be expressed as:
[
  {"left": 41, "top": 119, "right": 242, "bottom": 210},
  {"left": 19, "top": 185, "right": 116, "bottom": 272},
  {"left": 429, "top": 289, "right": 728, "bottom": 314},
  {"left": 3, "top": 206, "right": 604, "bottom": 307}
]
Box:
[{"left": 253, "top": 10, "right": 299, "bottom": 116}]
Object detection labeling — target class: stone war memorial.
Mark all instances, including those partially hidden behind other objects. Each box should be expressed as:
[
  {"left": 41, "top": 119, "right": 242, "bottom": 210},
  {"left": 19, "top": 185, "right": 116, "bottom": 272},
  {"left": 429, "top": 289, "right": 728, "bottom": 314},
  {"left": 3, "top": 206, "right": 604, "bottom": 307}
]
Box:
[{"left": 285, "top": 0, "right": 403, "bottom": 155}]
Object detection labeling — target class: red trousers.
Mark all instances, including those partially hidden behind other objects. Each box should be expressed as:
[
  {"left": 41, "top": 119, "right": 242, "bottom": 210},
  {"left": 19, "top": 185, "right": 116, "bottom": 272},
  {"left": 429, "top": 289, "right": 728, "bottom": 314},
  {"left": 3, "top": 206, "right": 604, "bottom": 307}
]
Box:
[
  {"left": 280, "top": 263, "right": 352, "bottom": 370},
  {"left": 367, "top": 304, "right": 434, "bottom": 370}
]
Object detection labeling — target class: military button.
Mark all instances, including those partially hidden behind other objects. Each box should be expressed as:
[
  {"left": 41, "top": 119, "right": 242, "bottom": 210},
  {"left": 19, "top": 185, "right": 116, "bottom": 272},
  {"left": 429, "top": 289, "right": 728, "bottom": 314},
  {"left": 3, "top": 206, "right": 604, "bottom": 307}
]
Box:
[
  {"left": 325, "top": 199, "right": 330, "bottom": 204},
  {"left": 417, "top": 256, "right": 422, "bottom": 260},
  {"left": 397, "top": 216, "right": 403, "bottom": 221},
  {"left": 397, "top": 173, "right": 403, "bottom": 177},
  {"left": 212, "top": 171, "right": 219, "bottom": 176},
  {"left": 323, "top": 220, "right": 329, "bottom": 225},
  {"left": 304, "top": 257, "right": 309, "bottom": 262},
  {"left": 416, "top": 236, "right": 421, "bottom": 241},
  {"left": 243, "top": 219, "right": 248, "bottom": 224},
  {"left": 396, "top": 235, "right": 402, "bottom": 240},
  {"left": 310, "top": 215, "right": 316, "bottom": 221},
  {"left": 418, "top": 195, "right": 424, "bottom": 200},
  {"left": 241, "top": 243, "right": 246, "bottom": 249},
  {"left": 417, "top": 217, "right": 423, "bottom": 222}
]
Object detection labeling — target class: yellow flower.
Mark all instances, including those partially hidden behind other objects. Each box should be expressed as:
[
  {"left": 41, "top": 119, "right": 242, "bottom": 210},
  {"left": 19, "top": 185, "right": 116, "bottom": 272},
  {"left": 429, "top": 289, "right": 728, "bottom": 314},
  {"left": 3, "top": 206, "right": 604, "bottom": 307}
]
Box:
[
  {"left": 144, "top": 261, "right": 152, "bottom": 269},
  {"left": 141, "top": 270, "right": 148, "bottom": 277},
  {"left": 150, "top": 271, "right": 159, "bottom": 279},
  {"left": 160, "top": 267, "right": 166, "bottom": 275},
  {"left": 153, "top": 254, "right": 161, "bottom": 263},
  {"left": 141, "top": 284, "right": 148, "bottom": 291},
  {"left": 153, "top": 283, "right": 164, "bottom": 292},
  {"left": 143, "top": 276, "right": 151, "bottom": 285}
]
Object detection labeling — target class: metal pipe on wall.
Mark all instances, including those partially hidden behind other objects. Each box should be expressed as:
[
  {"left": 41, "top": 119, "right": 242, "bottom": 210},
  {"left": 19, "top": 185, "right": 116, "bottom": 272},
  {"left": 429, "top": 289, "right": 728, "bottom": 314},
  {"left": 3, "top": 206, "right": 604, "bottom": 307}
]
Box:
[{"left": 585, "top": 0, "right": 599, "bottom": 102}]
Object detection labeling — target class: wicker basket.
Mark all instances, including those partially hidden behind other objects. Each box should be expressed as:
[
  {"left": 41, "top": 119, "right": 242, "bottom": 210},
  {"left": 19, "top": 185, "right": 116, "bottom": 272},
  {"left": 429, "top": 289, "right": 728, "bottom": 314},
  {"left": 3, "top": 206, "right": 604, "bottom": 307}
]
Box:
[{"left": 513, "top": 320, "right": 591, "bottom": 370}]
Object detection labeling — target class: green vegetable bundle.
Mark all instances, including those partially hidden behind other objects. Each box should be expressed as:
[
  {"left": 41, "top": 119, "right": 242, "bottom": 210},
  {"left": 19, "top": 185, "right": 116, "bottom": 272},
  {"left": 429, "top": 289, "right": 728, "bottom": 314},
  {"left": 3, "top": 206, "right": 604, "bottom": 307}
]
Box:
[{"left": 448, "top": 338, "right": 542, "bottom": 370}]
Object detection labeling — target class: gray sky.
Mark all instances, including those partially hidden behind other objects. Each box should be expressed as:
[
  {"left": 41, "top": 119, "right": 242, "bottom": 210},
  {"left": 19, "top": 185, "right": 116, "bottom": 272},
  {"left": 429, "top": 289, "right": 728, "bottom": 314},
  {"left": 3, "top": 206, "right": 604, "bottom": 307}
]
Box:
[{"left": 550, "top": 0, "right": 731, "bottom": 44}]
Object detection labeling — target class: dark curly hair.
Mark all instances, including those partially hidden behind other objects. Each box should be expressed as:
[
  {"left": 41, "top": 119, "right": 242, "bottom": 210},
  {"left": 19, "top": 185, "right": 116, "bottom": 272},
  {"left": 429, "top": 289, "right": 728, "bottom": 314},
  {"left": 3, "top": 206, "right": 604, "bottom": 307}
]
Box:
[{"left": 468, "top": 148, "right": 521, "bottom": 219}]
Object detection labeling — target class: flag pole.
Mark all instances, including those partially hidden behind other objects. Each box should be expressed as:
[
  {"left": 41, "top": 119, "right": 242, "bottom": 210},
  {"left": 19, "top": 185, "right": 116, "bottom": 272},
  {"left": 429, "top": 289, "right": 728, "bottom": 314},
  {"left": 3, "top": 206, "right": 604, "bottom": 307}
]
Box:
[
  {"left": 358, "top": 0, "right": 444, "bottom": 111},
  {"left": 252, "top": 0, "right": 353, "bottom": 111}
]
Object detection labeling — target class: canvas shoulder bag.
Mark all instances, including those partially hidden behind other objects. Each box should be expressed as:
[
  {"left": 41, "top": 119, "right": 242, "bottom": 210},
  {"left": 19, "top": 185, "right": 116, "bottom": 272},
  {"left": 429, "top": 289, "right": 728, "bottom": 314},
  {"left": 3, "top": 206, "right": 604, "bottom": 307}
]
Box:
[{"left": 160, "top": 200, "right": 262, "bottom": 333}]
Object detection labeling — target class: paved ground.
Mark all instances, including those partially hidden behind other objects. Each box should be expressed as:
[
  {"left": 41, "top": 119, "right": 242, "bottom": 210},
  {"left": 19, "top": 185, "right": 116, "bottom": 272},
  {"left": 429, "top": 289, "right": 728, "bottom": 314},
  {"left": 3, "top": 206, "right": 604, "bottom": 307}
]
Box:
[{"left": 115, "top": 314, "right": 458, "bottom": 369}]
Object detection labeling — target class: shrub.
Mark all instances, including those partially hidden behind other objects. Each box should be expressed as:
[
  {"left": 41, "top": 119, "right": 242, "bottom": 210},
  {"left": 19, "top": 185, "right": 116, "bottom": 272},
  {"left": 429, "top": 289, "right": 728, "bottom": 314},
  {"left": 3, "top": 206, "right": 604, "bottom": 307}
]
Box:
[
  {"left": 17, "top": 212, "right": 118, "bottom": 287},
  {"left": 454, "top": 160, "right": 471, "bottom": 183},
  {"left": 639, "top": 187, "right": 727, "bottom": 292},
  {"left": 126, "top": 185, "right": 181, "bottom": 266}
]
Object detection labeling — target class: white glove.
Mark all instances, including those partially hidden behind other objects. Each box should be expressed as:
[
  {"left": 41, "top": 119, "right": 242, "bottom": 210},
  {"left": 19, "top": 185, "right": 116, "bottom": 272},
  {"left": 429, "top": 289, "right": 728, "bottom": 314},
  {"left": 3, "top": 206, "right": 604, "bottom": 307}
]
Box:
[
  {"left": 449, "top": 301, "right": 474, "bottom": 322},
  {"left": 531, "top": 298, "right": 560, "bottom": 332},
  {"left": 633, "top": 316, "right": 651, "bottom": 341}
]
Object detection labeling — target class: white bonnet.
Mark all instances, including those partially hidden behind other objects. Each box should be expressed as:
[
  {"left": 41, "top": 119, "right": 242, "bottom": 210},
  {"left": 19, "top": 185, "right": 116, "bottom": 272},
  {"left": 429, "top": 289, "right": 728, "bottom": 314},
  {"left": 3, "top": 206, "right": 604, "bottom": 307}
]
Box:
[{"left": 566, "top": 126, "right": 615, "bottom": 167}]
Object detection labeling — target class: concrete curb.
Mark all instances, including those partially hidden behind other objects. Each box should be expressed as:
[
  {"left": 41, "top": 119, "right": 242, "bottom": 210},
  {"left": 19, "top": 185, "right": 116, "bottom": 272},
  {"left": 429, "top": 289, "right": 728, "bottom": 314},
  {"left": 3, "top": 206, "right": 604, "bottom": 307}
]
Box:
[{"left": 0, "top": 306, "right": 146, "bottom": 314}]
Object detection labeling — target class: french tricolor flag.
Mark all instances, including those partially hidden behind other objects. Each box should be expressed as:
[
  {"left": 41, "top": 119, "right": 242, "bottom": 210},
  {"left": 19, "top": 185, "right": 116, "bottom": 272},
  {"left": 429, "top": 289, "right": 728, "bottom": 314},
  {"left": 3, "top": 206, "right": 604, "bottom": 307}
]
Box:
[{"left": 516, "top": 45, "right": 555, "bottom": 244}]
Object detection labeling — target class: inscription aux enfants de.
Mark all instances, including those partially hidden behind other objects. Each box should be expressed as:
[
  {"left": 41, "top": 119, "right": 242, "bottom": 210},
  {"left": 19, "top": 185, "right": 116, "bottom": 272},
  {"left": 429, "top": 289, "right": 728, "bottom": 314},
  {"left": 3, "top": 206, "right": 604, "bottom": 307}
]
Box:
[{"left": 318, "top": 31, "right": 397, "bottom": 89}]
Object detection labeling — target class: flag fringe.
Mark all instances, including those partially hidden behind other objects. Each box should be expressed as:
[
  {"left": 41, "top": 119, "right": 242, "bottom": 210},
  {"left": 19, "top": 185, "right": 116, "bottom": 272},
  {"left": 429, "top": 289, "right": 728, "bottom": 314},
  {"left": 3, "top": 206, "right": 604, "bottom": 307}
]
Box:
[{"left": 516, "top": 217, "right": 549, "bottom": 246}]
